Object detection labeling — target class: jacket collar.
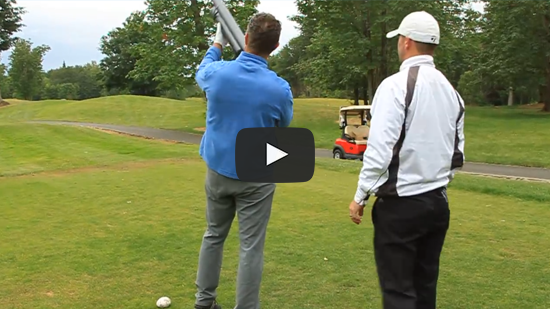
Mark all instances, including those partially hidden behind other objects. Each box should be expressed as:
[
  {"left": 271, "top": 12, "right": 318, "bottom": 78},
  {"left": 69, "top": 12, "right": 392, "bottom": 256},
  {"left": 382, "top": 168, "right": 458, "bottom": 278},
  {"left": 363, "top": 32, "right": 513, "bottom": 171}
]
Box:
[
  {"left": 236, "top": 51, "right": 268, "bottom": 67},
  {"left": 400, "top": 55, "right": 435, "bottom": 71}
]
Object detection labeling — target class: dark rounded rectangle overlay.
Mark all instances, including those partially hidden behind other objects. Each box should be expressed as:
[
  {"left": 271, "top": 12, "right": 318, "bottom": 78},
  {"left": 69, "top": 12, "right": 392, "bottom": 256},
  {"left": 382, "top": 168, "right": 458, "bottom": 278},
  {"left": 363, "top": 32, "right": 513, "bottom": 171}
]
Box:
[{"left": 235, "top": 127, "right": 315, "bottom": 183}]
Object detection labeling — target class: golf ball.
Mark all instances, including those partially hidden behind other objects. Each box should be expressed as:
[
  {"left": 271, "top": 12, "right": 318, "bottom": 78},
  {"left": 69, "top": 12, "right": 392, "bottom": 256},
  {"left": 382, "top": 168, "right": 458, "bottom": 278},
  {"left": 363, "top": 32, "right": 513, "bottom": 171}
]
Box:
[{"left": 156, "top": 296, "right": 171, "bottom": 308}]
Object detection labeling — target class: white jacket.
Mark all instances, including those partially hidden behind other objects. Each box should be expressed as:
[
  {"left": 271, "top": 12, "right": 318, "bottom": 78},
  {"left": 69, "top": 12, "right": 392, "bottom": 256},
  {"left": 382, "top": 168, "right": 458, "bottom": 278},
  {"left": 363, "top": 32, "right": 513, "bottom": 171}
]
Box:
[{"left": 354, "top": 55, "right": 465, "bottom": 204}]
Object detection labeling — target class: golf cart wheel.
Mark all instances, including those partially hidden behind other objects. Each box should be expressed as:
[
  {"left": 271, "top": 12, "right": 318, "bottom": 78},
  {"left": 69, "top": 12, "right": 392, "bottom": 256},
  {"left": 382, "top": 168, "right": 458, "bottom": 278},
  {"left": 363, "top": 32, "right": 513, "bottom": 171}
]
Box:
[{"left": 333, "top": 149, "right": 344, "bottom": 159}]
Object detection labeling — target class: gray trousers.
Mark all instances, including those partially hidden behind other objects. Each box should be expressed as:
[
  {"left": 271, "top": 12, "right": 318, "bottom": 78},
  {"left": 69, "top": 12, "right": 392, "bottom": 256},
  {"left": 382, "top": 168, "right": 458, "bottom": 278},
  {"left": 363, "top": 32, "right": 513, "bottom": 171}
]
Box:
[{"left": 195, "top": 167, "right": 276, "bottom": 309}]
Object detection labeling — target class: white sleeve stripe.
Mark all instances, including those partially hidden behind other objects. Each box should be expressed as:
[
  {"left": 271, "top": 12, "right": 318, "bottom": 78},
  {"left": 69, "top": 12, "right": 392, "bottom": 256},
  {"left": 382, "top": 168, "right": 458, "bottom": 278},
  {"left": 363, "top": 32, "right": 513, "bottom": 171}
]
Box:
[
  {"left": 451, "top": 91, "right": 465, "bottom": 171},
  {"left": 376, "top": 66, "right": 420, "bottom": 197}
]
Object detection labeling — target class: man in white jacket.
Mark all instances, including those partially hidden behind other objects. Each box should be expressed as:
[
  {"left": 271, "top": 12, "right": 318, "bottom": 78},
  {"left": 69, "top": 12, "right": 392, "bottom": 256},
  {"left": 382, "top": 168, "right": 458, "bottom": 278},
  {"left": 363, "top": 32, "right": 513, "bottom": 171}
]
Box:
[{"left": 348, "top": 11, "right": 465, "bottom": 309}]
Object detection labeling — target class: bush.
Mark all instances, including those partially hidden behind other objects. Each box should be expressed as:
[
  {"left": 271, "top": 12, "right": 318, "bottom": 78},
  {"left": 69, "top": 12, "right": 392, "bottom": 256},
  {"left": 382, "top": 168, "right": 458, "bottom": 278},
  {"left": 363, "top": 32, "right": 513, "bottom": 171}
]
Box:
[{"left": 160, "top": 85, "right": 203, "bottom": 101}]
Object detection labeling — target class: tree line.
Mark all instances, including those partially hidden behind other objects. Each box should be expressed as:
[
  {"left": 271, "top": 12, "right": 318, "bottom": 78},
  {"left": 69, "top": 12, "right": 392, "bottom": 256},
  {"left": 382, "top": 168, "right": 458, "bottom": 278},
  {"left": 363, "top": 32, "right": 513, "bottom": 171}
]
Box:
[
  {"left": 1, "top": 0, "right": 549, "bottom": 112},
  {"left": 1, "top": 38, "right": 107, "bottom": 101},
  {"left": 269, "top": 0, "right": 550, "bottom": 112}
]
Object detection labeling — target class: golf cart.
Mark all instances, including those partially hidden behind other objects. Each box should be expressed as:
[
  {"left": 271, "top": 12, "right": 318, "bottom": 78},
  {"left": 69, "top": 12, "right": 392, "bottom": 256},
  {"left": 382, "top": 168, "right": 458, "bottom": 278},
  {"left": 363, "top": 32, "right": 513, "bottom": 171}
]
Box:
[{"left": 333, "top": 105, "right": 372, "bottom": 160}]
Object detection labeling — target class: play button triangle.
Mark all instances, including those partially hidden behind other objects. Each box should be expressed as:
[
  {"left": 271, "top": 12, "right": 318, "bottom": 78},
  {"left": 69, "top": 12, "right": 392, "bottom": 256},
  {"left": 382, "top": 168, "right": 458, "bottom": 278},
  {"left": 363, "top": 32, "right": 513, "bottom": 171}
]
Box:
[{"left": 266, "top": 142, "right": 288, "bottom": 166}]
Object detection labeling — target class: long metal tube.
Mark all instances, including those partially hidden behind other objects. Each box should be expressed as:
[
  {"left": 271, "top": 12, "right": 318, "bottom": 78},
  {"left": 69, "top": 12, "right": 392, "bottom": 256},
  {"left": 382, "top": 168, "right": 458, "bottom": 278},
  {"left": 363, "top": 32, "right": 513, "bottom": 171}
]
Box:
[{"left": 211, "top": 0, "right": 245, "bottom": 56}]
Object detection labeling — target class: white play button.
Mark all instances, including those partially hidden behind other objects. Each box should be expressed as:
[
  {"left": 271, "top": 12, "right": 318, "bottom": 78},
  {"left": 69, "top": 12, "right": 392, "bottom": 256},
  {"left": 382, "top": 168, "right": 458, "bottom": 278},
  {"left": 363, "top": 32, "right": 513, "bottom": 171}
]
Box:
[{"left": 266, "top": 142, "right": 288, "bottom": 166}]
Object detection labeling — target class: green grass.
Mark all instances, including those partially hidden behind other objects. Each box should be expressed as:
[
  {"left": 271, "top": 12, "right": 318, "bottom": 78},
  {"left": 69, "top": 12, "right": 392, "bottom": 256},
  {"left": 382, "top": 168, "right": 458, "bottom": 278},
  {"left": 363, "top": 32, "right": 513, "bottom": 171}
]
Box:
[
  {"left": 3, "top": 96, "right": 550, "bottom": 167},
  {"left": 1, "top": 123, "right": 550, "bottom": 308},
  {"left": 0, "top": 96, "right": 206, "bottom": 131},
  {"left": 316, "top": 158, "right": 550, "bottom": 203},
  {"left": 0, "top": 123, "right": 197, "bottom": 177},
  {"left": 3, "top": 95, "right": 550, "bottom": 167},
  {"left": 2, "top": 161, "right": 550, "bottom": 308},
  {"left": 463, "top": 106, "right": 550, "bottom": 167},
  {"left": 0, "top": 96, "right": 346, "bottom": 149}
]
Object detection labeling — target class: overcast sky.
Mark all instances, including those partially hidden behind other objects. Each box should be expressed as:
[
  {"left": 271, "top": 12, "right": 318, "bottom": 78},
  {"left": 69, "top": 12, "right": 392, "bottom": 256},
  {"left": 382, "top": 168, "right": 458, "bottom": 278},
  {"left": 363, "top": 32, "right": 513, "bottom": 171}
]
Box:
[
  {"left": 1, "top": 0, "right": 299, "bottom": 70},
  {"left": 1, "top": 1, "right": 484, "bottom": 71}
]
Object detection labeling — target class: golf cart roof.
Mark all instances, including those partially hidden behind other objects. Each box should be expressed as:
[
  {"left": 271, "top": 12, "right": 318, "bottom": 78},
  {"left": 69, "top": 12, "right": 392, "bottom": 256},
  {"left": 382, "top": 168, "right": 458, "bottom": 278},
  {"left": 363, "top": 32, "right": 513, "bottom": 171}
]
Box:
[{"left": 339, "top": 105, "right": 372, "bottom": 114}]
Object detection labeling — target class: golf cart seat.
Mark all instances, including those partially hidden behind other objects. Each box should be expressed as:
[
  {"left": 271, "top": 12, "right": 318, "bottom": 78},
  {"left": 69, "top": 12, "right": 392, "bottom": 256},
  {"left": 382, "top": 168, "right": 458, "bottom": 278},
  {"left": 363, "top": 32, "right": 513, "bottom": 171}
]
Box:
[{"left": 344, "top": 125, "right": 370, "bottom": 144}]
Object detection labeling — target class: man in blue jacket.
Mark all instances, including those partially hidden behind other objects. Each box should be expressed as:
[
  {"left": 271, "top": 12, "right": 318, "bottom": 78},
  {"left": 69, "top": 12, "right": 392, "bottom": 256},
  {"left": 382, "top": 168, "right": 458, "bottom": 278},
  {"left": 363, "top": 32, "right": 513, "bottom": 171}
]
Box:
[{"left": 193, "top": 13, "right": 293, "bottom": 309}]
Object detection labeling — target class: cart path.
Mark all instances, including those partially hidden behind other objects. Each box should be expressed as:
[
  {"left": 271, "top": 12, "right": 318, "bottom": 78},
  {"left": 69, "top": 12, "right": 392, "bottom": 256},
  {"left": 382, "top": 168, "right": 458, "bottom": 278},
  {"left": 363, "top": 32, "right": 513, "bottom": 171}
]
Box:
[{"left": 30, "top": 120, "right": 550, "bottom": 182}]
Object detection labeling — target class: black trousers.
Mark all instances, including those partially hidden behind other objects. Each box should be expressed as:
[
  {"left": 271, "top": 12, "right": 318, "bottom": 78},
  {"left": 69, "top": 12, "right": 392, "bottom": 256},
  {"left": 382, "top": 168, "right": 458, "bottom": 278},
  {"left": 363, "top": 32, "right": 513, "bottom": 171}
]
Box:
[{"left": 371, "top": 187, "right": 450, "bottom": 309}]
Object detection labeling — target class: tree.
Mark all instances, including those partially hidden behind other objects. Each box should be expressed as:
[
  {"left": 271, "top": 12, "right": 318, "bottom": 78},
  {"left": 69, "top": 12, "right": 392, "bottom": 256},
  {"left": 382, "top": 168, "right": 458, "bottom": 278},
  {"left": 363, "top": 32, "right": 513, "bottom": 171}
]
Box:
[
  {"left": 46, "top": 61, "right": 103, "bottom": 99},
  {"left": 99, "top": 11, "right": 160, "bottom": 96},
  {"left": 41, "top": 76, "right": 58, "bottom": 99},
  {"left": 286, "top": 0, "right": 471, "bottom": 103},
  {"left": 292, "top": 0, "right": 375, "bottom": 102},
  {"left": 8, "top": 39, "right": 50, "bottom": 100},
  {"left": 477, "top": 1, "right": 550, "bottom": 111},
  {"left": 56, "top": 83, "right": 80, "bottom": 100},
  {"left": 270, "top": 0, "right": 321, "bottom": 97},
  {"left": 0, "top": 0, "right": 24, "bottom": 102},
  {"left": 269, "top": 36, "right": 310, "bottom": 97},
  {"left": 129, "top": 0, "right": 260, "bottom": 93},
  {"left": 0, "top": 63, "right": 12, "bottom": 102}
]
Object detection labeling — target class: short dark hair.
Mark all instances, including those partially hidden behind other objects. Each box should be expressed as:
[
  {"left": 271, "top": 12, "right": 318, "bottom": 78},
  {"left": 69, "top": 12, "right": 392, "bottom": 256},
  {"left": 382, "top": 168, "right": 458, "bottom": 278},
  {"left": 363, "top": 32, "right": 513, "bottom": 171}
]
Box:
[
  {"left": 246, "top": 12, "right": 281, "bottom": 55},
  {"left": 399, "top": 35, "right": 438, "bottom": 55},
  {"left": 415, "top": 41, "right": 437, "bottom": 55}
]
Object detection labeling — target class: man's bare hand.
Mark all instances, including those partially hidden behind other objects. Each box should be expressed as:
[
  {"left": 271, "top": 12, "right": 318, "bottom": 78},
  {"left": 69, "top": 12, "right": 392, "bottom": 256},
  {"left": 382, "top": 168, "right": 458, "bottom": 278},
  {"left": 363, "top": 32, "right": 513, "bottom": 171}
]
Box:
[{"left": 349, "top": 200, "right": 364, "bottom": 225}]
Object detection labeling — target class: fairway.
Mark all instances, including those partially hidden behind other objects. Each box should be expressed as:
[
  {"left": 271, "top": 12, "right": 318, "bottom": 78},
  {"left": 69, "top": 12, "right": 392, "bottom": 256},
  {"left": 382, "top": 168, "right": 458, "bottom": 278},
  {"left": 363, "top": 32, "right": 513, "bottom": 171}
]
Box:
[
  {"left": 4, "top": 1, "right": 550, "bottom": 308},
  {"left": 0, "top": 123, "right": 196, "bottom": 177},
  {"left": 2, "top": 95, "right": 550, "bottom": 168},
  {"left": 1, "top": 122, "right": 550, "bottom": 308}
]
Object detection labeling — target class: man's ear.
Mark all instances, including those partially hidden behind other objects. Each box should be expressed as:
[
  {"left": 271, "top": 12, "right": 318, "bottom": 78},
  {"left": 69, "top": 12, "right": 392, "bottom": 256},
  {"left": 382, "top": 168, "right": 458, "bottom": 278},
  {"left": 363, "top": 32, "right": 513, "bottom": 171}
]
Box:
[
  {"left": 245, "top": 33, "right": 249, "bottom": 45},
  {"left": 275, "top": 42, "right": 279, "bottom": 49},
  {"left": 405, "top": 37, "right": 413, "bottom": 50}
]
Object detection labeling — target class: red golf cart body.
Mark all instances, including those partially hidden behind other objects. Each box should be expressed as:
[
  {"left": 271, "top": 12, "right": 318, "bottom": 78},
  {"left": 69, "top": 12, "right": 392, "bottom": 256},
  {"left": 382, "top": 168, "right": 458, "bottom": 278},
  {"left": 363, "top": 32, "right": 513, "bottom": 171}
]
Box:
[{"left": 333, "top": 105, "right": 372, "bottom": 161}]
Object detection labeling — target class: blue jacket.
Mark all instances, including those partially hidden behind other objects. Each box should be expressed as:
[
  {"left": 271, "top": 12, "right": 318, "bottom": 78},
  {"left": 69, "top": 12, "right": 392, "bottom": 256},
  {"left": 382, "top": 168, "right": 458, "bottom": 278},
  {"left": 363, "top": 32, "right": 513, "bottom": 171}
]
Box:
[{"left": 195, "top": 46, "right": 294, "bottom": 179}]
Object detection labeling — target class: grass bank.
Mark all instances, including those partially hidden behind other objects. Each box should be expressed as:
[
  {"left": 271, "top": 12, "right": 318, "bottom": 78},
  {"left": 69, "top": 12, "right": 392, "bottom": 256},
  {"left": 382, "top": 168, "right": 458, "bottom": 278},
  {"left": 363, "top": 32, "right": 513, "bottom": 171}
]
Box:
[{"left": 2, "top": 95, "right": 550, "bottom": 167}]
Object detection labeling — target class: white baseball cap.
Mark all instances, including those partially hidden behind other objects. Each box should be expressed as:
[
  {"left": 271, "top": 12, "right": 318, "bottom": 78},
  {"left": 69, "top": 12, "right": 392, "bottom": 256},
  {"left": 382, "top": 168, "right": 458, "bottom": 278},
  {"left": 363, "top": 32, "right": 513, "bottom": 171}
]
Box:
[{"left": 386, "top": 11, "right": 440, "bottom": 45}]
